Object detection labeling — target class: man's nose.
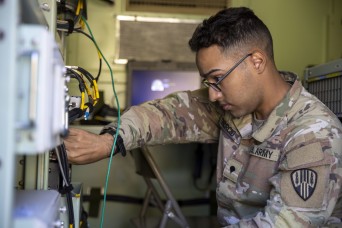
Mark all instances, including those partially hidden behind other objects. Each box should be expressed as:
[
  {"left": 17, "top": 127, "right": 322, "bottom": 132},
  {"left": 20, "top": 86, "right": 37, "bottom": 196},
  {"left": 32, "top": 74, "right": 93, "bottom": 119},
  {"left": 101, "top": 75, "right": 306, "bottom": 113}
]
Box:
[{"left": 208, "top": 87, "right": 222, "bottom": 102}]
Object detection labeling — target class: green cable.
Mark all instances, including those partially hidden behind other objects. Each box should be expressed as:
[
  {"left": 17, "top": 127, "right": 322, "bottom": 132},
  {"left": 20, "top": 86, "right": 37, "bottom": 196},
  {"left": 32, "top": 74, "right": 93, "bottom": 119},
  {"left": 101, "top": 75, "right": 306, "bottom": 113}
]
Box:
[{"left": 81, "top": 16, "right": 121, "bottom": 228}]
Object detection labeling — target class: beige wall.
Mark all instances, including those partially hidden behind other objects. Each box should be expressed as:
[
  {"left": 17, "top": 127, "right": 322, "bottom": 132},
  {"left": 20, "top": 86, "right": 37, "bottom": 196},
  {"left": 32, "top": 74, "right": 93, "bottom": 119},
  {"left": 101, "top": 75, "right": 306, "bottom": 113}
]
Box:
[{"left": 232, "top": 0, "right": 342, "bottom": 78}]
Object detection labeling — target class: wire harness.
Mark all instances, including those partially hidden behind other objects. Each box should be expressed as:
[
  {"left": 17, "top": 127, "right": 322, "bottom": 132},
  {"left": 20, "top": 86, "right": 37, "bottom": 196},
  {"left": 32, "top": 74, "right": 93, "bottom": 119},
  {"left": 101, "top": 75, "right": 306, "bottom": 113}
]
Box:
[{"left": 65, "top": 65, "right": 100, "bottom": 122}]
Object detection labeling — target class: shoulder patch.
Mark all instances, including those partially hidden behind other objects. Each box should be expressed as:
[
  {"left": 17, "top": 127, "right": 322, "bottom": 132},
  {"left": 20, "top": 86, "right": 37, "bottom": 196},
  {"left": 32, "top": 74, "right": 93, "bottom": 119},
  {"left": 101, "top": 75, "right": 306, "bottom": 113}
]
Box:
[
  {"left": 291, "top": 168, "right": 317, "bottom": 201},
  {"left": 281, "top": 166, "right": 329, "bottom": 209}
]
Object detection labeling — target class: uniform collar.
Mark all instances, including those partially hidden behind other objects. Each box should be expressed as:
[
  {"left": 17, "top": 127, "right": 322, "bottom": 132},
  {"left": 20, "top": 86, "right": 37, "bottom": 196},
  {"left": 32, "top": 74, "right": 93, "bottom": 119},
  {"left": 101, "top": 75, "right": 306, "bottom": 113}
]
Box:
[
  {"left": 252, "top": 71, "right": 301, "bottom": 142},
  {"left": 230, "top": 71, "right": 301, "bottom": 142}
]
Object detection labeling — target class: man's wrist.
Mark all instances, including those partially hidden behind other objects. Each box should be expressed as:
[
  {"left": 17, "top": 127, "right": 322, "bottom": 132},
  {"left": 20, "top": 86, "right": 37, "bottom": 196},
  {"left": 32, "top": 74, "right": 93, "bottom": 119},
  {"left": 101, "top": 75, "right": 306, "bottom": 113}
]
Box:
[
  {"left": 99, "top": 133, "right": 114, "bottom": 158},
  {"left": 99, "top": 128, "right": 126, "bottom": 157}
]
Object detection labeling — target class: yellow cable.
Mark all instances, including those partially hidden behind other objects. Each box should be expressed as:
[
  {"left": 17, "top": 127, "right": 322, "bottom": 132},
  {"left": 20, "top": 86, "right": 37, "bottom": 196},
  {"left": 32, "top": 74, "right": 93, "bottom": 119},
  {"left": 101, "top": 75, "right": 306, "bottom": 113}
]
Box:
[
  {"left": 76, "top": 70, "right": 97, "bottom": 107},
  {"left": 91, "top": 87, "right": 98, "bottom": 106},
  {"left": 76, "top": 0, "right": 82, "bottom": 16},
  {"left": 97, "top": 50, "right": 102, "bottom": 59},
  {"left": 80, "top": 92, "right": 85, "bottom": 110},
  {"left": 93, "top": 80, "right": 100, "bottom": 99},
  {"left": 83, "top": 80, "right": 92, "bottom": 97}
]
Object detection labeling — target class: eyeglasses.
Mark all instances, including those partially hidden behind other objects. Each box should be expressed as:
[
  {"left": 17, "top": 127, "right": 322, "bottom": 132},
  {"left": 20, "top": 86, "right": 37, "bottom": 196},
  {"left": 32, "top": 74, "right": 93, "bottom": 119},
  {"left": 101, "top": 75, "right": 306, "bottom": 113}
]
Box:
[{"left": 201, "top": 53, "right": 252, "bottom": 92}]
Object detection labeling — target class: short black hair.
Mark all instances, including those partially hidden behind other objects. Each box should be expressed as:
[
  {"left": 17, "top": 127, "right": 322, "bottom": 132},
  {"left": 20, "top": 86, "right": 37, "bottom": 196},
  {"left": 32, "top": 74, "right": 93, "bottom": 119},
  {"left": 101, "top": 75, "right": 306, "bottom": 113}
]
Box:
[{"left": 189, "top": 7, "right": 274, "bottom": 60}]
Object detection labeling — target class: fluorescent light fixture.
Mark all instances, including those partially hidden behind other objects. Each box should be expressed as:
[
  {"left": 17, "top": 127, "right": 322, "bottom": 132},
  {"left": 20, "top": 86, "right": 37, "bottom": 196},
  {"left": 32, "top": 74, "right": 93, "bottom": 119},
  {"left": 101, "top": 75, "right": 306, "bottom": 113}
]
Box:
[
  {"left": 117, "top": 15, "right": 135, "bottom": 21},
  {"left": 116, "top": 15, "right": 200, "bottom": 24},
  {"left": 114, "top": 59, "right": 128, "bottom": 64}
]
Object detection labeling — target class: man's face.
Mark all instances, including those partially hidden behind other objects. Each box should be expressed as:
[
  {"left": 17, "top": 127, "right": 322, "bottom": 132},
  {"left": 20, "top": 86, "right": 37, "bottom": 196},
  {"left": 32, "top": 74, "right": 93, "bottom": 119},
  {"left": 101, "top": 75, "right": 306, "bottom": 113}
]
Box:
[{"left": 196, "top": 45, "right": 261, "bottom": 118}]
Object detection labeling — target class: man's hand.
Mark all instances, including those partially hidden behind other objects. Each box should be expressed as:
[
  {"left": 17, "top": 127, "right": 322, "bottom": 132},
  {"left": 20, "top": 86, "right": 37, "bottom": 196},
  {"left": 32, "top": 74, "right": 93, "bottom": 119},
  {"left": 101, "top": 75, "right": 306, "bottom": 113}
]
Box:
[{"left": 63, "top": 128, "right": 114, "bottom": 165}]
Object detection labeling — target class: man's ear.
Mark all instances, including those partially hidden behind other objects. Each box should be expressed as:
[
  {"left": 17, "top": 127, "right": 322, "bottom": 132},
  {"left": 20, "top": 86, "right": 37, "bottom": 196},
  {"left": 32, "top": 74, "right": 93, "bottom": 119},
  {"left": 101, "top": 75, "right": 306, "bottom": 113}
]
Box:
[{"left": 250, "top": 51, "right": 266, "bottom": 74}]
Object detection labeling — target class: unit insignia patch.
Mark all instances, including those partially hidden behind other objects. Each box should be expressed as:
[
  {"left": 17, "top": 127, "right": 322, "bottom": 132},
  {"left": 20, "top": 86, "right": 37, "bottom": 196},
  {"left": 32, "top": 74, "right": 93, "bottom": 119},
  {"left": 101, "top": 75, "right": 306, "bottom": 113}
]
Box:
[{"left": 291, "top": 168, "right": 317, "bottom": 201}]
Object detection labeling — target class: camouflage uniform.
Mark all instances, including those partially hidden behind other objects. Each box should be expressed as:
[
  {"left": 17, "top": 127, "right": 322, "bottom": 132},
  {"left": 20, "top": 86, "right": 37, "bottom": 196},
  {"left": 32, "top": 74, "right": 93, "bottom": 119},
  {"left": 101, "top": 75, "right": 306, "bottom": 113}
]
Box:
[{"left": 103, "top": 71, "right": 342, "bottom": 227}]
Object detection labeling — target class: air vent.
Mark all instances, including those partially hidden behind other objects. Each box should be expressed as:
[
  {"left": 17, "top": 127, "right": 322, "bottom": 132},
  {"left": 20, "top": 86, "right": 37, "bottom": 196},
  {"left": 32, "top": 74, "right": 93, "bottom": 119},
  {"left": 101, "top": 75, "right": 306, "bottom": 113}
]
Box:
[
  {"left": 117, "top": 18, "right": 199, "bottom": 62},
  {"left": 126, "top": 0, "right": 230, "bottom": 15}
]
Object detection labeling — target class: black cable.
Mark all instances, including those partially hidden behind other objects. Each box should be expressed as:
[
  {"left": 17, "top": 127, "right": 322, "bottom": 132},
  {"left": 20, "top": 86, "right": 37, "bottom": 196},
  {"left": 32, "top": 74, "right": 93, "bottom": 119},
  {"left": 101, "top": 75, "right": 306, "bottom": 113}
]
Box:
[
  {"left": 66, "top": 69, "right": 86, "bottom": 122},
  {"left": 96, "top": 59, "right": 102, "bottom": 82},
  {"left": 66, "top": 68, "right": 86, "bottom": 92},
  {"left": 74, "top": 28, "right": 102, "bottom": 82},
  {"left": 57, "top": 0, "right": 85, "bottom": 34},
  {"left": 76, "top": 66, "right": 95, "bottom": 84},
  {"left": 59, "top": 144, "right": 69, "bottom": 180},
  {"left": 66, "top": 191, "right": 75, "bottom": 226},
  {"left": 61, "top": 143, "right": 75, "bottom": 227},
  {"left": 56, "top": 143, "right": 75, "bottom": 227},
  {"left": 66, "top": 67, "right": 99, "bottom": 122},
  {"left": 74, "top": 28, "right": 93, "bottom": 41},
  {"left": 70, "top": 67, "right": 97, "bottom": 105}
]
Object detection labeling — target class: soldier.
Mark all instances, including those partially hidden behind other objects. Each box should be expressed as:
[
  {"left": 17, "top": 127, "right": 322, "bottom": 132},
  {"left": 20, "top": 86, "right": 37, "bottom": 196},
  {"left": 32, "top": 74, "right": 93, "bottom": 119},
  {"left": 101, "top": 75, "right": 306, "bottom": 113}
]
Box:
[{"left": 64, "top": 7, "right": 342, "bottom": 227}]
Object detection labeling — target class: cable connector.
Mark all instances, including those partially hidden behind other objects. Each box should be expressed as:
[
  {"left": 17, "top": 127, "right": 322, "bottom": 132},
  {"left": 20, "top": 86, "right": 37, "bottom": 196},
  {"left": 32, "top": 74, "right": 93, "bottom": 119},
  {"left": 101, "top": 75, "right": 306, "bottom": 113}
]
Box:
[{"left": 84, "top": 107, "right": 90, "bottom": 120}]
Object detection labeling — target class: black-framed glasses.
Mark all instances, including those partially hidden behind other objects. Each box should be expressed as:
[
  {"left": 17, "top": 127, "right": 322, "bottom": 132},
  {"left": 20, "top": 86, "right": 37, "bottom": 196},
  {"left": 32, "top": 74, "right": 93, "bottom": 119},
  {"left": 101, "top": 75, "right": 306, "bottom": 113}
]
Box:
[{"left": 202, "top": 53, "right": 252, "bottom": 92}]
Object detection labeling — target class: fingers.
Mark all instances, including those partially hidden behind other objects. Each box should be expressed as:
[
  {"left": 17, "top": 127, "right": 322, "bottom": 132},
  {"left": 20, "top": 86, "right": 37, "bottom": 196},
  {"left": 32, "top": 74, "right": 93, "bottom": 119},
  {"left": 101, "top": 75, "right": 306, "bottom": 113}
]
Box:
[
  {"left": 63, "top": 128, "right": 112, "bottom": 164},
  {"left": 66, "top": 128, "right": 78, "bottom": 136},
  {"left": 65, "top": 128, "right": 87, "bottom": 139}
]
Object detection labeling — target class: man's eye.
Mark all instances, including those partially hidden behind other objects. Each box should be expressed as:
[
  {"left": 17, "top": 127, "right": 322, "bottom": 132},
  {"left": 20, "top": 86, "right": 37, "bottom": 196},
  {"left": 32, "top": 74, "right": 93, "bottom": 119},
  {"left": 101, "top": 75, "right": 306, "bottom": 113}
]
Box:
[
  {"left": 207, "top": 75, "right": 221, "bottom": 83},
  {"left": 214, "top": 76, "right": 221, "bottom": 82}
]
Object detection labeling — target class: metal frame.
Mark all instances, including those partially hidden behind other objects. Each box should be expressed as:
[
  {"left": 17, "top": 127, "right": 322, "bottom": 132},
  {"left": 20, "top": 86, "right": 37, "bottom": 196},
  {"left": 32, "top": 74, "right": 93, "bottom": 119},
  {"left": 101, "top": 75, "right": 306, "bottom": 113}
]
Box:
[
  {"left": 0, "top": 0, "right": 19, "bottom": 227},
  {"left": 135, "top": 146, "right": 189, "bottom": 228},
  {"left": 0, "top": 1, "right": 66, "bottom": 226},
  {"left": 304, "top": 59, "right": 342, "bottom": 118}
]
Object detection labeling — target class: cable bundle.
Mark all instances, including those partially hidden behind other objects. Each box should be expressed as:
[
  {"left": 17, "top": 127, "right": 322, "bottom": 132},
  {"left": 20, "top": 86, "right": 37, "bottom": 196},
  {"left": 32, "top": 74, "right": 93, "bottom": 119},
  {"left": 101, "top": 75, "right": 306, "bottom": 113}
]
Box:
[
  {"left": 57, "top": 0, "right": 87, "bottom": 34},
  {"left": 53, "top": 143, "right": 76, "bottom": 228},
  {"left": 66, "top": 66, "right": 100, "bottom": 122}
]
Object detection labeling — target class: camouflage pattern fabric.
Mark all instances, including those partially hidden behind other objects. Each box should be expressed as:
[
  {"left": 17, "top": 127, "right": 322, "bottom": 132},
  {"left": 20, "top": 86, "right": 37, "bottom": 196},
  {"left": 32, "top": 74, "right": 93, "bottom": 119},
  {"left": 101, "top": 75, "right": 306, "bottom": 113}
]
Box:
[{"left": 103, "top": 71, "right": 342, "bottom": 227}]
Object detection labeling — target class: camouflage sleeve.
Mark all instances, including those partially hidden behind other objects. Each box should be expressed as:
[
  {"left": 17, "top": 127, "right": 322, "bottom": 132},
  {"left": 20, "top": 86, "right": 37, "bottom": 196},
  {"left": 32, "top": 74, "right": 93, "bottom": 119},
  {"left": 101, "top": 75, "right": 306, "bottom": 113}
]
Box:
[
  {"left": 103, "top": 88, "right": 222, "bottom": 150},
  {"left": 226, "top": 118, "right": 342, "bottom": 227}
]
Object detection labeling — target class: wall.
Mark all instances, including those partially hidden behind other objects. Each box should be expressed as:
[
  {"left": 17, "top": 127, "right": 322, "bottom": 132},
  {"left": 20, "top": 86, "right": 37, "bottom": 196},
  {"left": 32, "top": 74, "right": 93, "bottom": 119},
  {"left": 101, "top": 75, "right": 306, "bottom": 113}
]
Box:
[{"left": 232, "top": 0, "right": 342, "bottom": 78}]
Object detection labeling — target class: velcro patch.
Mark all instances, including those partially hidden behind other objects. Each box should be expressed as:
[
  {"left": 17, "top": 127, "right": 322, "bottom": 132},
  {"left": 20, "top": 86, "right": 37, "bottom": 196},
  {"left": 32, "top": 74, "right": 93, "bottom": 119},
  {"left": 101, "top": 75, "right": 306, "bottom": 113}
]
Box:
[
  {"left": 219, "top": 117, "right": 239, "bottom": 144},
  {"left": 291, "top": 168, "right": 317, "bottom": 201},
  {"left": 223, "top": 159, "right": 243, "bottom": 183},
  {"left": 249, "top": 146, "right": 280, "bottom": 161},
  {"left": 286, "top": 142, "right": 323, "bottom": 168}
]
